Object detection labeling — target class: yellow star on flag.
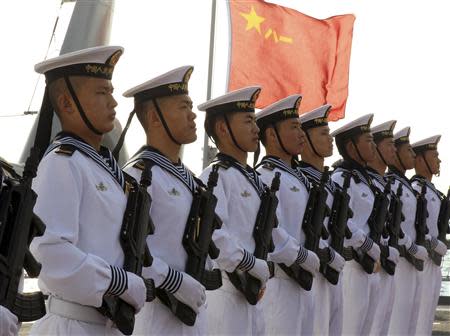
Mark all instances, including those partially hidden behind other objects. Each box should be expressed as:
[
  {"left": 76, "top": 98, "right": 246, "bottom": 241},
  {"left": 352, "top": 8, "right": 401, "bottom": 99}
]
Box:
[{"left": 240, "top": 6, "right": 265, "bottom": 34}]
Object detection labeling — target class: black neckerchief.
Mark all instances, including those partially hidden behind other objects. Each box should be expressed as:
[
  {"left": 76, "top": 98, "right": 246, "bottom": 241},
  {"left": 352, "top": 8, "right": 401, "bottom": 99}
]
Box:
[
  {"left": 411, "top": 174, "right": 443, "bottom": 200},
  {"left": 257, "top": 156, "right": 310, "bottom": 191},
  {"left": 387, "top": 166, "right": 414, "bottom": 194},
  {"left": 297, "top": 160, "right": 334, "bottom": 193},
  {"left": 366, "top": 166, "right": 388, "bottom": 188},
  {"left": 45, "top": 131, "right": 125, "bottom": 191},
  {"left": 125, "top": 146, "right": 197, "bottom": 194},
  {"left": 214, "top": 152, "right": 265, "bottom": 197},
  {"left": 334, "top": 159, "right": 372, "bottom": 188}
]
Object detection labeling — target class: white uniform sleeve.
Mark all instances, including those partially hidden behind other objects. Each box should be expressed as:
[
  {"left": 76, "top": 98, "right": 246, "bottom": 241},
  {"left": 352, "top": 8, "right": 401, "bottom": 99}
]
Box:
[
  {"left": 30, "top": 155, "right": 113, "bottom": 307},
  {"left": 200, "top": 169, "right": 246, "bottom": 272},
  {"left": 331, "top": 172, "right": 367, "bottom": 249}
]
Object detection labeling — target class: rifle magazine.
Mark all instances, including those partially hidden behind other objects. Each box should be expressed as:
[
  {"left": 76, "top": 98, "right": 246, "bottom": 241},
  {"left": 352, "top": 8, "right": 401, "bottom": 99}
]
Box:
[
  {"left": 201, "top": 269, "right": 222, "bottom": 290},
  {"left": 155, "top": 289, "right": 196, "bottom": 326},
  {"left": 12, "top": 291, "right": 46, "bottom": 322}
]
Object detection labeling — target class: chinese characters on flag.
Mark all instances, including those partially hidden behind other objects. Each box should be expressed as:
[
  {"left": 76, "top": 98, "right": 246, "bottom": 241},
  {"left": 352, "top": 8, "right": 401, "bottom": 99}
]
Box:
[{"left": 228, "top": 0, "right": 355, "bottom": 121}]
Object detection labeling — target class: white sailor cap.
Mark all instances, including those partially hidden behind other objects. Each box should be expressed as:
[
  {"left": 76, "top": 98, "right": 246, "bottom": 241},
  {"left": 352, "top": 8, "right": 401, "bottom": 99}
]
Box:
[
  {"left": 198, "top": 86, "right": 261, "bottom": 115},
  {"left": 393, "top": 127, "right": 411, "bottom": 146},
  {"left": 35, "top": 45, "right": 123, "bottom": 83},
  {"left": 411, "top": 135, "right": 441, "bottom": 153},
  {"left": 123, "top": 65, "right": 193, "bottom": 103},
  {"left": 371, "top": 120, "right": 397, "bottom": 143},
  {"left": 331, "top": 113, "right": 374, "bottom": 140},
  {"left": 299, "top": 104, "right": 332, "bottom": 130},
  {"left": 255, "top": 94, "right": 302, "bottom": 130}
]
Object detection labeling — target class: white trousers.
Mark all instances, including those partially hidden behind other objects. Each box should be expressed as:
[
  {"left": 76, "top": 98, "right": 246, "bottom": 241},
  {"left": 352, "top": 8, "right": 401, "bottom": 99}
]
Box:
[
  {"left": 388, "top": 258, "right": 423, "bottom": 335},
  {"left": 312, "top": 274, "right": 343, "bottom": 336},
  {"left": 415, "top": 258, "right": 442, "bottom": 335},
  {"left": 341, "top": 260, "right": 380, "bottom": 335},
  {"left": 369, "top": 269, "right": 395, "bottom": 335},
  {"left": 206, "top": 274, "right": 264, "bottom": 335},
  {"left": 261, "top": 265, "right": 314, "bottom": 335},
  {"left": 29, "top": 314, "right": 121, "bottom": 336}
]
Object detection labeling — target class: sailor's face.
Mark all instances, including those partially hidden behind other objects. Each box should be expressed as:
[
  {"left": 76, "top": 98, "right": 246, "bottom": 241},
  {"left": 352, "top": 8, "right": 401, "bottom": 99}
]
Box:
[
  {"left": 397, "top": 143, "right": 416, "bottom": 169},
  {"left": 424, "top": 149, "right": 441, "bottom": 174},
  {"left": 305, "top": 125, "right": 333, "bottom": 157},
  {"left": 159, "top": 94, "right": 197, "bottom": 144},
  {"left": 356, "top": 133, "right": 376, "bottom": 162},
  {"left": 229, "top": 112, "right": 260, "bottom": 152},
  {"left": 76, "top": 77, "right": 118, "bottom": 133},
  {"left": 376, "top": 137, "right": 396, "bottom": 165},
  {"left": 276, "top": 118, "right": 305, "bottom": 155}
]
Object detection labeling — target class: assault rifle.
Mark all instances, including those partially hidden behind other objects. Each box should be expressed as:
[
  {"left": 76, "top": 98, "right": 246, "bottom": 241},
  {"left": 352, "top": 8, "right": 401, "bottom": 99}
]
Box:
[
  {"left": 156, "top": 165, "right": 222, "bottom": 325},
  {"left": 321, "top": 172, "right": 353, "bottom": 284},
  {"left": 413, "top": 183, "right": 429, "bottom": 271},
  {"left": 430, "top": 188, "right": 450, "bottom": 266},
  {"left": 227, "top": 172, "right": 280, "bottom": 305},
  {"left": 279, "top": 168, "right": 330, "bottom": 290},
  {"left": 98, "top": 162, "right": 155, "bottom": 335}
]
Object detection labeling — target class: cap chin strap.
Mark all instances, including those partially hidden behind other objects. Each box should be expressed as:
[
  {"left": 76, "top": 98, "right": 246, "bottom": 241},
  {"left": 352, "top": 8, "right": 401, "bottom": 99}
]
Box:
[
  {"left": 253, "top": 142, "right": 261, "bottom": 167},
  {"left": 273, "top": 124, "right": 291, "bottom": 158},
  {"left": 253, "top": 124, "right": 291, "bottom": 167},
  {"left": 421, "top": 153, "right": 435, "bottom": 176},
  {"left": 224, "top": 114, "right": 246, "bottom": 153},
  {"left": 376, "top": 146, "right": 388, "bottom": 167},
  {"left": 305, "top": 130, "right": 322, "bottom": 158},
  {"left": 152, "top": 98, "right": 182, "bottom": 146},
  {"left": 64, "top": 77, "right": 102, "bottom": 136},
  {"left": 395, "top": 151, "right": 406, "bottom": 171},
  {"left": 351, "top": 139, "right": 366, "bottom": 166},
  {"left": 112, "top": 110, "right": 136, "bottom": 160}
]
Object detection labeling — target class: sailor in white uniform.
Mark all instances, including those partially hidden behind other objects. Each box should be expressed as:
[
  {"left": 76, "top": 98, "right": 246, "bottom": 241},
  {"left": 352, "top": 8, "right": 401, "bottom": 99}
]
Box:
[
  {"left": 365, "top": 120, "right": 401, "bottom": 335},
  {"left": 198, "top": 87, "right": 271, "bottom": 335},
  {"left": 30, "top": 46, "right": 149, "bottom": 335},
  {"left": 121, "top": 66, "right": 207, "bottom": 335},
  {"left": 298, "top": 104, "right": 347, "bottom": 336},
  {"left": 387, "top": 127, "right": 428, "bottom": 335},
  {"left": 411, "top": 135, "right": 448, "bottom": 335},
  {"left": 330, "top": 114, "right": 382, "bottom": 335},
  {"left": 254, "top": 95, "right": 325, "bottom": 335}
]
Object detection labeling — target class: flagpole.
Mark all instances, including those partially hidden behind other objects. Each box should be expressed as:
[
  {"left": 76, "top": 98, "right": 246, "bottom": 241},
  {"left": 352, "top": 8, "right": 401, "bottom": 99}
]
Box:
[{"left": 202, "top": 0, "right": 217, "bottom": 169}]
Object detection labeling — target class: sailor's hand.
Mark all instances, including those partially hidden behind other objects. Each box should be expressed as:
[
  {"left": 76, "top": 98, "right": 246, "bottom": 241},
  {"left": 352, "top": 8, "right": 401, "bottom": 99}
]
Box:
[
  {"left": 367, "top": 243, "right": 381, "bottom": 262},
  {"left": 409, "top": 243, "right": 427, "bottom": 261},
  {"left": 327, "top": 248, "right": 346, "bottom": 273},
  {"left": 387, "top": 246, "right": 400, "bottom": 265},
  {"left": 430, "top": 237, "right": 448, "bottom": 256},
  {"left": 173, "top": 272, "right": 206, "bottom": 314},
  {"left": 119, "top": 272, "right": 147, "bottom": 313},
  {"left": 295, "top": 246, "right": 320, "bottom": 274},
  {"left": 248, "top": 258, "right": 270, "bottom": 286}
]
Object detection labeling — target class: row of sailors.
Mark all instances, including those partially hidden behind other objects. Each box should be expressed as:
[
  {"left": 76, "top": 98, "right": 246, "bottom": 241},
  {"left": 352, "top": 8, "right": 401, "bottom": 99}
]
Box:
[{"left": 1, "top": 45, "right": 447, "bottom": 336}]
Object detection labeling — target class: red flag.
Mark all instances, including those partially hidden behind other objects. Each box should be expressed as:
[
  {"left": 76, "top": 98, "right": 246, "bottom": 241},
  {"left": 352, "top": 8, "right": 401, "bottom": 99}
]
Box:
[{"left": 228, "top": 0, "right": 355, "bottom": 121}]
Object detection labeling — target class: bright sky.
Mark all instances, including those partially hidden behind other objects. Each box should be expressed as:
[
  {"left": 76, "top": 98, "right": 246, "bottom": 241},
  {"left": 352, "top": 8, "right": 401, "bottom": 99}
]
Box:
[{"left": 0, "top": 0, "right": 449, "bottom": 191}]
